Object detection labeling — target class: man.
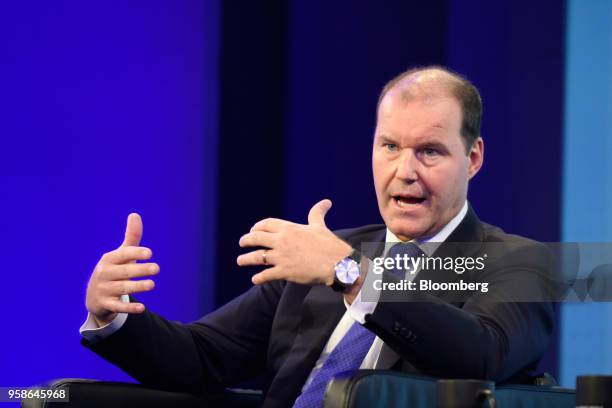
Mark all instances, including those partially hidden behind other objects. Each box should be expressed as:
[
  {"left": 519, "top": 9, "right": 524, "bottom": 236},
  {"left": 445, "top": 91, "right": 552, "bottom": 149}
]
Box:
[{"left": 81, "top": 66, "right": 554, "bottom": 407}]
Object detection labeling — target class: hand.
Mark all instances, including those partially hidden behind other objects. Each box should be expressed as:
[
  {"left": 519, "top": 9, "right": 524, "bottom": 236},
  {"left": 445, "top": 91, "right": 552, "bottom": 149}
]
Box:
[
  {"left": 237, "top": 199, "right": 352, "bottom": 286},
  {"left": 85, "top": 213, "right": 159, "bottom": 327}
]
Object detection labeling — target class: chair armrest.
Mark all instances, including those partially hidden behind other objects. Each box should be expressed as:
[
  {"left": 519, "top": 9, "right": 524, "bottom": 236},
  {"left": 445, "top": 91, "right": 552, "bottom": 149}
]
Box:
[
  {"left": 496, "top": 384, "right": 576, "bottom": 407},
  {"left": 323, "top": 370, "right": 576, "bottom": 408},
  {"left": 324, "top": 370, "right": 438, "bottom": 408},
  {"left": 21, "top": 378, "right": 262, "bottom": 408}
]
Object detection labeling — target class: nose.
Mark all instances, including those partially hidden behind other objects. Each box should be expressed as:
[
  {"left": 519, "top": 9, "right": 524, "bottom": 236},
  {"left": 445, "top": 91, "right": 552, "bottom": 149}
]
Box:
[{"left": 395, "top": 150, "right": 419, "bottom": 183}]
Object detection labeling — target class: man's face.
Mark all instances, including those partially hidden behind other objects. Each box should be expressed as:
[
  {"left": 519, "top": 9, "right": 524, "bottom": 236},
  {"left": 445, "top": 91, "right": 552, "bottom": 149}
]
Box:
[{"left": 372, "top": 91, "right": 483, "bottom": 240}]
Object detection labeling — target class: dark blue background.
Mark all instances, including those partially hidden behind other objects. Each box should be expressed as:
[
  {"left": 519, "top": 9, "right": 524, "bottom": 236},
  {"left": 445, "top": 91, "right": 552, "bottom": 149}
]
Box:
[{"left": 0, "top": 0, "right": 570, "bottom": 393}]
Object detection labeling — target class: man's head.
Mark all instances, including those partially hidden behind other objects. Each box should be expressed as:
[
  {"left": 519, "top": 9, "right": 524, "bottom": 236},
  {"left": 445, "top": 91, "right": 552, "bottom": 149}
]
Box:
[{"left": 372, "top": 66, "right": 484, "bottom": 240}]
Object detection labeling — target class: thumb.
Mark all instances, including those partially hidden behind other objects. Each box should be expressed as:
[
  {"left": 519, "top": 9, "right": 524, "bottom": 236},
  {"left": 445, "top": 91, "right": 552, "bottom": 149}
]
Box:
[
  {"left": 121, "top": 213, "right": 143, "bottom": 247},
  {"left": 308, "top": 199, "right": 332, "bottom": 227}
]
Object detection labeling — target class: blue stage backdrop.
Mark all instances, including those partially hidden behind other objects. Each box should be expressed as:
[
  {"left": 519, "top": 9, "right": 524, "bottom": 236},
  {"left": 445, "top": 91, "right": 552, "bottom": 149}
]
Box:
[
  {"left": 0, "top": 0, "right": 219, "bottom": 390},
  {"left": 560, "top": 0, "right": 612, "bottom": 387}
]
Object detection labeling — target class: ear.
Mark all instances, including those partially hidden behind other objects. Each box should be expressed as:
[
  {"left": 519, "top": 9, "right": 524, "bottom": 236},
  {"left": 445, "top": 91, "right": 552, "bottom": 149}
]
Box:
[{"left": 467, "top": 137, "right": 484, "bottom": 180}]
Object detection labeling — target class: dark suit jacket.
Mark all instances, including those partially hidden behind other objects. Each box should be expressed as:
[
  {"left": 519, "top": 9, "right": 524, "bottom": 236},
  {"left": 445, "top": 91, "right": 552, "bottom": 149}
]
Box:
[{"left": 83, "top": 207, "right": 554, "bottom": 408}]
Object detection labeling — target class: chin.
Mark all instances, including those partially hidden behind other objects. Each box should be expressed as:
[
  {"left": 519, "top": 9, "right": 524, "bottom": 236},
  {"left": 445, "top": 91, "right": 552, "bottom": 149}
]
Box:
[{"left": 387, "top": 220, "right": 431, "bottom": 241}]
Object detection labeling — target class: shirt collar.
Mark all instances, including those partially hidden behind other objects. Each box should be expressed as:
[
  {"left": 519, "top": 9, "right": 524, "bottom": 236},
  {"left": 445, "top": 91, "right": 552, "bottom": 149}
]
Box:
[{"left": 384, "top": 200, "right": 469, "bottom": 256}]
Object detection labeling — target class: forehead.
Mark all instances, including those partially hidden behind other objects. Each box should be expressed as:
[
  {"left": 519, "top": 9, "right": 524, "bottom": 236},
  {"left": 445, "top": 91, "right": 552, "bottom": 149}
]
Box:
[{"left": 376, "top": 91, "right": 462, "bottom": 138}]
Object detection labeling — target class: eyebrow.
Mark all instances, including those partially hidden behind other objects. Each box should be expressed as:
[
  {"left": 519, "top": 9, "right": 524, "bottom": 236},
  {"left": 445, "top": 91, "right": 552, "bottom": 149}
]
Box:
[
  {"left": 375, "top": 134, "right": 450, "bottom": 151},
  {"left": 419, "top": 140, "right": 449, "bottom": 152},
  {"left": 375, "top": 135, "right": 397, "bottom": 144}
]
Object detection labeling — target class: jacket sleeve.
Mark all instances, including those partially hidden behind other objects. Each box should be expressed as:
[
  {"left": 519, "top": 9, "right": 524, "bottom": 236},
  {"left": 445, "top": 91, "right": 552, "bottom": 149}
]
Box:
[{"left": 81, "top": 279, "right": 285, "bottom": 393}]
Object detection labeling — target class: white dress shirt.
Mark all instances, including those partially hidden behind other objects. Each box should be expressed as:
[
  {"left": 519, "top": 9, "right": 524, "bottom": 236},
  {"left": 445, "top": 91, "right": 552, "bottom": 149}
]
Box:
[{"left": 80, "top": 201, "right": 469, "bottom": 389}]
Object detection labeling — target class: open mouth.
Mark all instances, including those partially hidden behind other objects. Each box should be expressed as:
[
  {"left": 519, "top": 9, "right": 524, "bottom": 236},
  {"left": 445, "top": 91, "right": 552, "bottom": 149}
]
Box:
[{"left": 393, "top": 195, "right": 426, "bottom": 206}]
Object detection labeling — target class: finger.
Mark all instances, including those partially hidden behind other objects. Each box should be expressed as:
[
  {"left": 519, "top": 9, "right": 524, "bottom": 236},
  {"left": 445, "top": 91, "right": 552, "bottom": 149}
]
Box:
[
  {"left": 121, "top": 213, "right": 143, "bottom": 247},
  {"left": 250, "top": 218, "right": 294, "bottom": 233},
  {"left": 102, "top": 299, "right": 146, "bottom": 314},
  {"left": 102, "top": 246, "right": 153, "bottom": 264},
  {"left": 237, "top": 249, "right": 274, "bottom": 267},
  {"left": 239, "top": 231, "right": 276, "bottom": 248},
  {"left": 308, "top": 199, "right": 332, "bottom": 226},
  {"left": 103, "top": 279, "right": 156, "bottom": 296},
  {"left": 104, "top": 263, "right": 160, "bottom": 280},
  {"left": 251, "top": 267, "right": 283, "bottom": 285}
]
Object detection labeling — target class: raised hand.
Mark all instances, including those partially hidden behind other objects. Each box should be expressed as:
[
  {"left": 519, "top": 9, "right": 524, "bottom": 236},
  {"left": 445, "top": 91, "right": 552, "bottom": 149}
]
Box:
[
  {"left": 237, "top": 199, "right": 352, "bottom": 286},
  {"left": 85, "top": 213, "right": 159, "bottom": 327}
]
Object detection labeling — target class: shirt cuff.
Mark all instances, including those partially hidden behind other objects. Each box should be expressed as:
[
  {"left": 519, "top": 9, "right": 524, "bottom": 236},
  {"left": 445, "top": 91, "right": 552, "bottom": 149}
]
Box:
[
  {"left": 346, "top": 285, "right": 380, "bottom": 324},
  {"left": 79, "top": 295, "right": 129, "bottom": 342}
]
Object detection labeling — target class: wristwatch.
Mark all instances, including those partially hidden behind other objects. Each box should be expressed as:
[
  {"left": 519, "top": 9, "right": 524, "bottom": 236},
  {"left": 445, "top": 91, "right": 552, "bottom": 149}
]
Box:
[{"left": 330, "top": 248, "right": 362, "bottom": 292}]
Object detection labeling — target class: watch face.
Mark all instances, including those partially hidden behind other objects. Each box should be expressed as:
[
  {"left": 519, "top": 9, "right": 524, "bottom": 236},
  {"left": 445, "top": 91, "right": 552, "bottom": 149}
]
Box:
[{"left": 335, "top": 258, "right": 360, "bottom": 284}]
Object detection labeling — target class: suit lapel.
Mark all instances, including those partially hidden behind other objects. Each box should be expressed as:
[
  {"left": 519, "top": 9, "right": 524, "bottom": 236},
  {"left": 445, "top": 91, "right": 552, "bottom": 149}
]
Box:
[{"left": 414, "top": 204, "right": 485, "bottom": 299}]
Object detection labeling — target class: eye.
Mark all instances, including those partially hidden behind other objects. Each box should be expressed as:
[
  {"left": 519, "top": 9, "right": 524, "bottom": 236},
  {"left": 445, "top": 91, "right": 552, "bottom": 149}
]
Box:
[
  {"left": 384, "top": 143, "right": 398, "bottom": 152},
  {"left": 423, "top": 147, "right": 439, "bottom": 157}
]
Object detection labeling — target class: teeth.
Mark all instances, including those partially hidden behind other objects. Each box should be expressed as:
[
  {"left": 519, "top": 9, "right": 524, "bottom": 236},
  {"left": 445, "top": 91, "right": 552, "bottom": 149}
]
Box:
[{"left": 395, "top": 196, "right": 423, "bottom": 205}]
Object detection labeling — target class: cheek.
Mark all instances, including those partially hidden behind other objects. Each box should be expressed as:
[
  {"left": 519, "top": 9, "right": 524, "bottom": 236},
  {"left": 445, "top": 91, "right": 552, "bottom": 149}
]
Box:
[
  {"left": 372, "top": 155, "right": 390, "bottom": 190},
  {"left": 426, "top": 165, "right": 465, "bottom": 202}
]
